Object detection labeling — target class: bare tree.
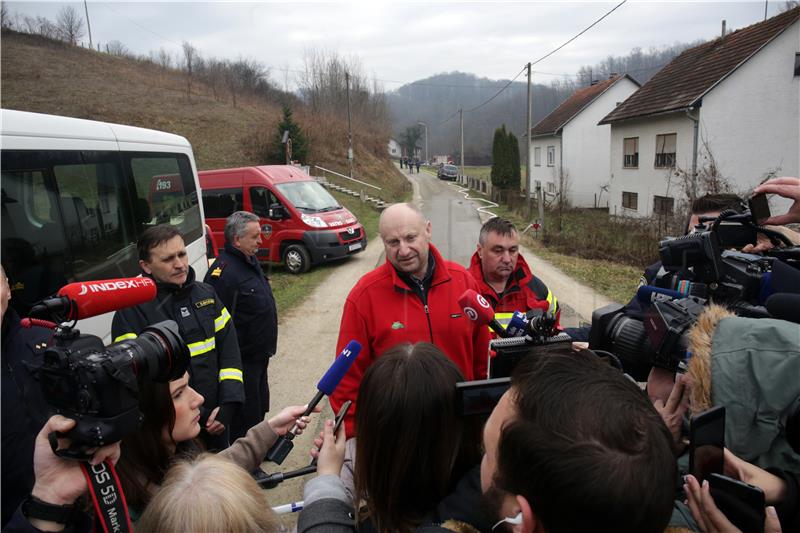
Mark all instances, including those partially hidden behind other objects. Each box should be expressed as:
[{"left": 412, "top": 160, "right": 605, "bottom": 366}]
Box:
[
  {"left": 1, "top": 3, "right": 12, "bottom": 30},
  {"left": 155, "top": 47, "right": 173, "bottom": 68},
  {"left": 56, "top": 5, "right": 84, "bottom": 45},
  {"left": 106, "top": 40, "right": 130, "bottom": 56},
  {"left": 782, "top": 1, "right": 800, "bottom": 12},
  {"left": 23, "top": 15, "right": 60, "bottom": 40},
  {"left": 182, "top": 41, "right": 198, "bottom": 100}
]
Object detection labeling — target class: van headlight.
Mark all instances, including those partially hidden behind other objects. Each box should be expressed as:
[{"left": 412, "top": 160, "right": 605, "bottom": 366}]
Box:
[{"left": 301, "top": 214, "right": 328, "bottom": 228}]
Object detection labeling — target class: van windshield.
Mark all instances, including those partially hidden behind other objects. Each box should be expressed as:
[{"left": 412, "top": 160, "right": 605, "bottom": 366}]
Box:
[{"left": 275, "top": 181, "right": 341, "bottom": 213}]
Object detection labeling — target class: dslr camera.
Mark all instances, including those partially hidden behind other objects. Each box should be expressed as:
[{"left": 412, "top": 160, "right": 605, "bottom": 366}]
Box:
[{"left": 29, "top": 293, "right": 189, "bottom": 458}]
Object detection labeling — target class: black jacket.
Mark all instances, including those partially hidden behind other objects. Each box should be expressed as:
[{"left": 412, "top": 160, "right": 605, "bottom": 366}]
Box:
[
  {"left": 111, "top": 268, "right": 244, "bottom": 417},
  {"left": 204, "top": 244, "right": 277, "bottom": 359},
  {"left": 1, "top": 310, "right": 52, "bottom": 527}
]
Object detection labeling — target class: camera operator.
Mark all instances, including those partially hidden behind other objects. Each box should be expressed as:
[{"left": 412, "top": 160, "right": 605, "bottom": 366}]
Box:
[
  {"left": 1, "top": 265, "right": 54, "bottom": 527},
  {"left": 111, "top": 225, "right": 245, "bottom": 451},
  {"left": 5, "top": 415, "right": 118, "bottom": 533}
]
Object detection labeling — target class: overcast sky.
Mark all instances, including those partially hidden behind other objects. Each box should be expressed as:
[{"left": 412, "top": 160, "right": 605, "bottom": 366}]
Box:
[{"left": 5, "top": 1, "right": 790, "bottom": 90}]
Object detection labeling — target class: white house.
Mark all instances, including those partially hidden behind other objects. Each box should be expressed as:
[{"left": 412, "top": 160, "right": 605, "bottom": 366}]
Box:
[
  {"left": 387, "top": 138, "right": 402, "bottom": 159},
  {"left": 600, "top": 7, "right": 800, "bottom": 218},
  {"left": 529, "top": 74, "right": 640, "bottom": 208}
]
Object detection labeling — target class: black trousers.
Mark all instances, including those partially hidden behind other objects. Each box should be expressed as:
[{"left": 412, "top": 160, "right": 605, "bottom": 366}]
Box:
[{"left": 230, "top": 355, "right": 270, "bottom": 441}]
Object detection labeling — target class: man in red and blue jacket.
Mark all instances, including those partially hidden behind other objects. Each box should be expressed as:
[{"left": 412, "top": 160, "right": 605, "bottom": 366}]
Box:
[{"left": 331, "top": 203, "right": 491, "bottom": 436}]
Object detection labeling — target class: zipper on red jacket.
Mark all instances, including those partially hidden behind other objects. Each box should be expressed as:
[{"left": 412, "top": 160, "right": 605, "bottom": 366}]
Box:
[{"left": 423, "top": 303, "right": 434, "bottom": 343}]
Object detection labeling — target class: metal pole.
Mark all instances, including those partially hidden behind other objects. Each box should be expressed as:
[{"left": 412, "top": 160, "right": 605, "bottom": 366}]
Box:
[
  {"left": 459, "top": 109, "right": 464, "bottom": 179},
  {"left": 764, "top": 0, "right": 768, "bottom": 20},
  {"left": 525, "top": 62, "right": 532, "bottom": 220},
  {"left": 346, "top": 71, "right": 354, "bottom": 179},
  {"left": 84, "top": 0, "right": 93, "bottom": 49}
]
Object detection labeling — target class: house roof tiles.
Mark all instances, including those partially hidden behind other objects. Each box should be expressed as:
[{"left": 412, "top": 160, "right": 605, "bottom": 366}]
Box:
[
  {"left": 531, "top": 74, "right": 635, "bottom": 136},
  {"left": 600, "top": 7, "right": 799, "bottom": 125}
]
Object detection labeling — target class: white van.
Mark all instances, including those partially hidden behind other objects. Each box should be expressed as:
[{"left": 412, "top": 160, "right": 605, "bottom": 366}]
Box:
[{"left": 1, "top": 109, "right": 208, "bottom": 342}]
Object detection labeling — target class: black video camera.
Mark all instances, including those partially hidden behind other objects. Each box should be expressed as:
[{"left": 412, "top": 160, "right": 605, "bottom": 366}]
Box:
[
  {"left": 489, "top": 311, "right": 572, "bottom": 378},
  {"left": 590, "top": 296, "right": 706, "bottom": 376},
  {"left": 29, "top": 306, "right": 189, "bottom": 459}
]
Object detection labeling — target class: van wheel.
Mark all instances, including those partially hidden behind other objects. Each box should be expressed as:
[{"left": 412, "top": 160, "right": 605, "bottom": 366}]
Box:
[{"left": 284, "top": 244, "right": 311, "bottom": 274}]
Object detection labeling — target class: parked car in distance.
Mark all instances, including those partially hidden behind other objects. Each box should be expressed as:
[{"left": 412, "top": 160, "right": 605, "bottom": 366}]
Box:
[
  {"left": 199, "top": 165, "right": 367, "bottom": 274},
  {"left": 437, "top": 164, "right": 458, "bottom": 181}
]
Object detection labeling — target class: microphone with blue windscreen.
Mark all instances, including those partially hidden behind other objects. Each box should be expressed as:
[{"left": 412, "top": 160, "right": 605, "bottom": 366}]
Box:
[{"left": 266, "top": 340, "right": 362, "bottom": 464}]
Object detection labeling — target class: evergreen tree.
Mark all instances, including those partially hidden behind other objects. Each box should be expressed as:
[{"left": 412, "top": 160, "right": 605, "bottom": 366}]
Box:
[
  {"left": 490, "top": 125, "right": 510, "bottom": 188},
  {"left": 268, "top": 105, "right": 308, "bottom": 164},
  {"left": 508, "top": 130, "right": 521, "bottom": 190}
]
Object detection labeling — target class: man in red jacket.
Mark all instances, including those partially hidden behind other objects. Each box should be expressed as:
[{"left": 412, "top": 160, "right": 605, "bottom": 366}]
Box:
[
  {"left": 468, "top": 217, "right": 559, "bottom": 331},
  {"left": 331, "top": 203, "right": 491, "bottom": 435}
]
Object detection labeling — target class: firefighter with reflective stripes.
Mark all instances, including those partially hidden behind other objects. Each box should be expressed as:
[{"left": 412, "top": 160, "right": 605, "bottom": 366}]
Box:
[
  {"left": 112, "top": 225, "right": 244, "bottom": 450},
  {"left": 468, "top": 217, "right": 560, "bottom": 335}
]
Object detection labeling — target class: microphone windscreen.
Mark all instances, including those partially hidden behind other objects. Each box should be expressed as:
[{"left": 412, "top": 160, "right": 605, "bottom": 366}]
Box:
[
  {"left": 766, "top": 293, "right": 800, "bottom": 324},
  {"left": 458, "top": 289, "right": 494, "bottom": 326},
  {"left": 317, "top": 340, "right": 362, "bottom": 395},
  {"left": 636, "top": 285, "right": 683, "bottom": 306},
  {"left": 58, "top": 277, "right": 157, "bottom": 320}
]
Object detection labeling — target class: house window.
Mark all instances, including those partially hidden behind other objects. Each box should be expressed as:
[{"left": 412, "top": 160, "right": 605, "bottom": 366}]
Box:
[
  {"left": 654, "top": 133, "right": 676, "bottom": 168},
  {"left": 547, "top": 182, "right": 556, "bottom": 194},
  {"left": 623, "top": 137, "right": 639, "bottom": 168},
  {"left": 547, "top": 146, "right": 555, "bottom": 167},
  {"left": 534, "top": 147, "right": 541, "bottom": 167},
  {"left": 795, "top": 53, "right": 800, "bottom": 76},
  {"left": 653, "top": 195, "right": 674, "bottom": 216},
  {"left": 622, "top": 191, "right": 638, "bottom": 211}
]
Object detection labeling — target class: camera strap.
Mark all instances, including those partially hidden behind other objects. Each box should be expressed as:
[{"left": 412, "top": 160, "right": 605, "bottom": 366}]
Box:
[{"left": 79, "top": 460, "right": 132, "bottom": 533}]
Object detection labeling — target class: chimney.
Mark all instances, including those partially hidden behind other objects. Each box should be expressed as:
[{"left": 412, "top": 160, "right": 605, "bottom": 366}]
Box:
[
  {"left": 721, "top": 20, "right": 726, "bottom": 37},
  {"left": 609, "top": 72, "right": 618, "bottom": 79},
  {"left": 590, "top": 80, "right": 599, "bottom": 86}
]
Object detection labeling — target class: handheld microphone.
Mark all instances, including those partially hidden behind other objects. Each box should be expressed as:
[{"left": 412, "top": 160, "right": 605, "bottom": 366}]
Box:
[
  {"left": 266, "top": 340, "right": 362, "bottom": 464},
  {"left": 636, "top": 285, "right": 685, "bottom": 308},
  {"left": 33, "top": 277, "right": 157, "bottom": 321},
  {"left": 505, "top": 311, "right": 528, "bottom": 337},
  {"left": 458, "top": 289, "right": 509, "bottom": 338}
]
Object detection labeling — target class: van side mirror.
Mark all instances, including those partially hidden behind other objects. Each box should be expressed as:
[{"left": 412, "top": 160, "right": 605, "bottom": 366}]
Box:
[{"left": 268, "top": 203, "right": 287, "bottom": 220}]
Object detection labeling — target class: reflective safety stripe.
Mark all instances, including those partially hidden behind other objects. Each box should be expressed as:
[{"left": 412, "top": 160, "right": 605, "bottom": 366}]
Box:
[
  {"left": 546, "top": 291, "right": 558, "bottom": 316},
  {"left": 114, "top": 333, "right": 138, "bottom": 343},
  {"left": 219, "top": 367, "right": 243, "bottom": 382},
  {"left": 188, "top": 337, "right": 216, "bottom": 357},
  {"left": 494, "top": 312, "right": 514, "bottom": 327},
  {"left": 214, "top": 307, "right": 231, "bottom": 333}
]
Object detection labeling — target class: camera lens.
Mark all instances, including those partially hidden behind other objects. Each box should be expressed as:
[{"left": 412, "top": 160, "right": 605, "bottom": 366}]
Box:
[{"left": 109, "top": 320, "right": 189, "bottom": 382}]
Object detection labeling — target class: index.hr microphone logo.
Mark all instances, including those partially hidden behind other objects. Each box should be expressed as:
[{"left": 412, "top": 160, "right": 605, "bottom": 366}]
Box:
[
  {"left": 464, "top": 307, "right": 478, "bottom": 321},
  {"left": 77, "top": 278, "right": 153, "bottom": 296},
  {"left": 476, "top": 294, "right": 490, "bottom": 309}
]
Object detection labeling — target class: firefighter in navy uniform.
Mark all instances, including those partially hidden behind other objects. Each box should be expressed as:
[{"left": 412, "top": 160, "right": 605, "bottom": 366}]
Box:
[
  {"left": 205, "top": 211, "right": 277, "bottom": 441},
  {"left": 112, "top": 225, "right": 244, "bottom": 450}
]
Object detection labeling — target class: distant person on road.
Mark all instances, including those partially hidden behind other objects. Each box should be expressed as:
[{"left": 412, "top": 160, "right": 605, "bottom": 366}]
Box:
[
  {"left": 204, "top": 211, "right": 277, "bottom": 441},
  {"left": 330, "top": 202, "right": 491, "bottom": 435},
  {"left": 399, "top": 157, "right": 405, "bottom": 169},
  {"left": 415, "top": 159, "right": 421, "bottom": 173},
  {"left": 467, "top": 217, "right": 560, "bottom": 333}
]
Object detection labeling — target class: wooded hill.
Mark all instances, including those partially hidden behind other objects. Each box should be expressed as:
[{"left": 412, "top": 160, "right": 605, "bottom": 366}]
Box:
[{"left": 0, "top": 30, "right": 408, "bottom": 201}]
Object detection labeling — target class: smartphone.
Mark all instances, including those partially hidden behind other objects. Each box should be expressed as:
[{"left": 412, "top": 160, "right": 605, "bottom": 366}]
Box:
[
  {"left": 749, "top": 193, "right": 771, "bottom": 224},
  {"left": 689, "top": 405, "right": 725, "bottom": 482},
  {"left": 333, "top": 400, "right": 351, "bottom": 436},
  {"left": 456, "top": 377, "right": 511, "bottom": 416},
  {"left": 708, "top": 473, "right": 765, "bottom": 533}
]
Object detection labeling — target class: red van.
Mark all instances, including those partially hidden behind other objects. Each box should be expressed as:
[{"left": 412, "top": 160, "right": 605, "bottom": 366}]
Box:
[{"left": 198, "top": 165, "right": 367, "bottom": 274}]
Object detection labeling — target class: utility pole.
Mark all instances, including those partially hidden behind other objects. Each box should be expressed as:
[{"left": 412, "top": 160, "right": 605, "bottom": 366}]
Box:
[
  {"left": 525, "top": 62, "right": 532, "bottom": 220},
  {"left": 417, "top": 121, "right": 428, "bottom": 163},
  {"left": 346, "top": 71, "right": 354, "bottom": 179},
  {"left": 534, "top": 68, "right": 544, "bottom": 233},
  {"left": 459, "top": 108, "right": 464, "bottom": 180},
  {"left": 764, "top": 0, "right": 768, "bottom": 20},
  {"left": 84, "top": 0, "right": 93, "bottom": 49}
]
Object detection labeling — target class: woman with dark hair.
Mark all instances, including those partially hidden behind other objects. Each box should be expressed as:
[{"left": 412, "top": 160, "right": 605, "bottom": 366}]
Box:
[
  {"left": 116, "top": 372, "right": 311, "bottom": 517},
  {"left": 298, "top": 342, "right": 489, "bottom": 532}
]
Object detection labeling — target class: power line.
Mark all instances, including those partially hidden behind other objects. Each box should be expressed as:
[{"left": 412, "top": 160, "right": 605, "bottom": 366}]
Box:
[
  {"left": 530, "top": 0, "right": 628, "bottom": 67},
  {"left": 102, "top": 3, "right": 181, "bottom": 47},
  {"left": 465, "top": 65, "right": 528, "bottom": 113}
]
